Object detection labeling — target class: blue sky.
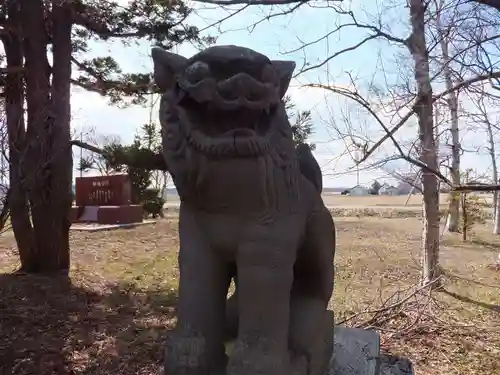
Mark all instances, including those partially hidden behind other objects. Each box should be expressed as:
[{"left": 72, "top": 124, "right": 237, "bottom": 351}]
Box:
[{"left": 70, "top": 0, "right": 496, "bottom": 187}]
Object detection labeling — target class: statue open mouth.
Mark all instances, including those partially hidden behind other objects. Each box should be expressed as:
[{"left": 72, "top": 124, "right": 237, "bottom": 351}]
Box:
[
  {"left": 152, "top": 45, "right": 296, "bottom": 158},
  {"left": 174, "top": 72, "right": 278, "bottom": 157},
  {"left": 177, "top": 97, "right": 275, "bottom": 158}
]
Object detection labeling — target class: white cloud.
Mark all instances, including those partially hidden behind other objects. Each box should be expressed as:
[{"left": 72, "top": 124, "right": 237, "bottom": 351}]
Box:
[
  {"left": 71, "top": 88, "right": 153, "bottom": 143},
  {"left": 287, "top": 81, "right": 333, "bottom": 112}
]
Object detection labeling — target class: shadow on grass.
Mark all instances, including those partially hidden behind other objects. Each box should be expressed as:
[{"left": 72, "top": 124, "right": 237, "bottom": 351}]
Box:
[
  {"left": 441, "top": 288, "right": 500, "bottom": 313},
  {"left": 0, "top": 273, "right": 177, "bottom": 375},
  {"left": 469, "top": 238, "right": 500, "bottom": 251},
  {"left": 441, "top": 237, "right": 500, "bottom": 254}
]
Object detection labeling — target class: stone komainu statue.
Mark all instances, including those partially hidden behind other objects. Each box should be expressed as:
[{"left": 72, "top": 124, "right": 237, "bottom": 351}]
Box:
[{"left": 152, "top": 44, "right": 336, "bottom": 375}]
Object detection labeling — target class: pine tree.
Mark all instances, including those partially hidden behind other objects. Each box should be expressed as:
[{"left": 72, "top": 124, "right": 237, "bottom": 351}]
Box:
[
  {"left": 0, "top": 0, "right": 203, "bottom": 274},
  {"left": 283, "top": 95, "right": 316, "bottom": 150}
]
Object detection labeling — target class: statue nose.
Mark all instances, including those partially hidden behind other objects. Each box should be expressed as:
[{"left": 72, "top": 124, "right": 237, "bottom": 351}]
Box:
[
  {"left": 219, "top": 73, "right": 267, "bottom": 102},
  {"left": 234, "top": 75, "right": 252, "bottom": 97}
]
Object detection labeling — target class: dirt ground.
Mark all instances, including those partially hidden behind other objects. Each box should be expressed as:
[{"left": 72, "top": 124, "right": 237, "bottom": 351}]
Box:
[{"left": 0, "top": 216, "right": 499, "bottom": 375}]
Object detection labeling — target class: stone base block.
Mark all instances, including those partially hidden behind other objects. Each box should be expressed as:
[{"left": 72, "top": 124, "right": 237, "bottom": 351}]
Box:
[
  {"left": 97, "top": 205, "right": 142, "bottom": 224},
  {"left": 70, "top": 205, "right": 143, "bottom": 225},
  {"left": 331, "top": 326, "right": 413, "bottom": 375},
  {"left": 330, "top": 325, "right": 379, "bottom": 375},
  {"left": 69, "top": 206, "right": 80, "bottom": 223},
  {"left": 221, "top": 326, "right": 413, "bottom": 375}
]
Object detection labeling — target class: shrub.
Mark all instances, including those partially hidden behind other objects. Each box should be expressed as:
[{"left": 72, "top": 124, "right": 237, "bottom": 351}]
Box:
[{"left": 142, "top": 188, "right": 165, "bottom": 218}]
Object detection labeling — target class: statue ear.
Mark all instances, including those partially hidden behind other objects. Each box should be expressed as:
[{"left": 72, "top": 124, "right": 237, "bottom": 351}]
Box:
[
  {"left": 151, "top": 47, "right": 188, "bottom": 91},
  {"left": 271, "top": 60, "right": 295, "bottom": 98}
]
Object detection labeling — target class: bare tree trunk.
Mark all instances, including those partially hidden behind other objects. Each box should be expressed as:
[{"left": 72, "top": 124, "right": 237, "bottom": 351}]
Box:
[
  {"left": 20, "top": 0, "right": 72, "bottom": 273},
  {"left": 47, "top": 0, "right": 73, "bottom": 270},
  {"left": 461, "top": 192, "right": 467, "bottom": 241},
  {"left": 434, "top": 102, "right": 441, "bottom": 194},
  {"left": 494, "top": 188, "right": 497, "bottom": 221},
  {"left": 159, "top": 171, "right": 169, "bottom": 199},
  {"left": 409, "top": 0, "right": 441, "bottom": 287},
  {"left": 484, "top": 112, "right": 500, "bottom": 234},
  {"left": 435, "top": 6, "right": 461, "bottom": 232},
  {"left": 21, "top": 0, "right": 56, "bottom": 272},
  {"left": 2, "top": 1, "right": 36, "bottom": 270}
]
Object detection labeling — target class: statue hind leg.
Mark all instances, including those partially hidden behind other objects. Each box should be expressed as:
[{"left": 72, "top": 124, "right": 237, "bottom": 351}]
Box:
[
  {"left": 289, "top": 295, "right": 334, "bottom": 375},
  {"left": 289, "top": 205, "right": 335, "bottom": 375}
]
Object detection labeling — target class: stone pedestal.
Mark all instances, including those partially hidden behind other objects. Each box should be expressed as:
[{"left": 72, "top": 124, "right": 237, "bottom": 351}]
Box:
[
  {"left": 222, "top": 326, "right": 413, "bottom": 375},
  {"left": 70, "top": 205, "right": 143, "bottom": 225},
  {"left": 71, "top": 174, "right": 143, "bottom": 225},
  {"left": 330, "top": 326, "right": 379, "bottom": 375},
  {"left": 331, "top": 326, "right": 414, "bottom": 375},
  {"left": 97, "top": 205, "right": 143, "bottom": 224}
]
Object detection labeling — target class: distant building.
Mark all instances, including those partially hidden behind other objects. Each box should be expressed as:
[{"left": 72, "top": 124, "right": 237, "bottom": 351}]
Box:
[
  {"left": 379, "top": 184, "right": 399, "bottom": 196},
  {"left": 466, "top": 180, "right": 489, "bottom": 194},
  {"left": 396, "top": 181, "right": 416, "bottom": 195},
  {"left": 347, "top": 185, "right": 370, "bottom": 196}
]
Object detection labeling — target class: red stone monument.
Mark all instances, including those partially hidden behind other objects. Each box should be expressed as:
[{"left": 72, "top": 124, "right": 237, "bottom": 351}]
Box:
[{"left": 70, "top": 174, "right": 143, "bottom": 225}]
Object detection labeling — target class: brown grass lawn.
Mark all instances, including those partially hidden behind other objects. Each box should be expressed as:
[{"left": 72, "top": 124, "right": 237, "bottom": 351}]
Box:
[
  {"left": 166, "top": 192, "right": 495, "bottom": 209},
  {"left": 0, "top": 216, "right": 499, "bottom": 375},
  {"left": 320, "top": 192, "right": 494, "bottom": 208}
]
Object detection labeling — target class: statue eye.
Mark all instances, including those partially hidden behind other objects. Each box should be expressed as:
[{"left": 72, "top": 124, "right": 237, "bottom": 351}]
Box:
[
  {"left": 184, "top": 61, "right": 211, "bottom": 84},
  {"left": 261, "top": 64, "right": 277, "bottom": 84}
]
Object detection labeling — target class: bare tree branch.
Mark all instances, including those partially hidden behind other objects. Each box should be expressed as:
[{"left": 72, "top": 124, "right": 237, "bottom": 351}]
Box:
[
  {"left": 471, "top": 0, "right": 500, "bottom": 11},
  {"left": 307, "top": 69, "right": 500, "bottom": 191},
  {"left": 192, "top": 0, "right": 314, "bottom": 5},
  {"left": 328, "top": 70, "right": 500, "bottom": 164},
  {"left": 191, "top": 0, "right": 500, "bottom": 11},
  {"left": 293, "top": 9, "right": 408, "bottom": 76}
]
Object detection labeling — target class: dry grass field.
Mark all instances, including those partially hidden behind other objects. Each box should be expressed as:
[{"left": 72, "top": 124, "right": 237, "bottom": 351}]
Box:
[
  {"left": 0, "top": 215, "right": 499, "bottom": 375},
  {"left": 166, "top": 192, "right": 494, "bottom": 209},
  {"left": 321, "top": 193, "right": 493, "bottom": 208}
]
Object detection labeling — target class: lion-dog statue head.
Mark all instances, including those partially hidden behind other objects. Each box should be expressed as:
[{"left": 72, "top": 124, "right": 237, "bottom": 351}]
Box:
[{"left": 152, "top": 45, "right": 300, "bottom": 210}]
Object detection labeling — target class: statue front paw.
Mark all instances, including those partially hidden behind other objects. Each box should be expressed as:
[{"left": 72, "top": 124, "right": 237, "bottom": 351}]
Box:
[
  {"left": 164, "top": 331, "right": 208, "bottom": 375},
  {"left": 226, "top": 340, "right": 290, "bottom": 375}
]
